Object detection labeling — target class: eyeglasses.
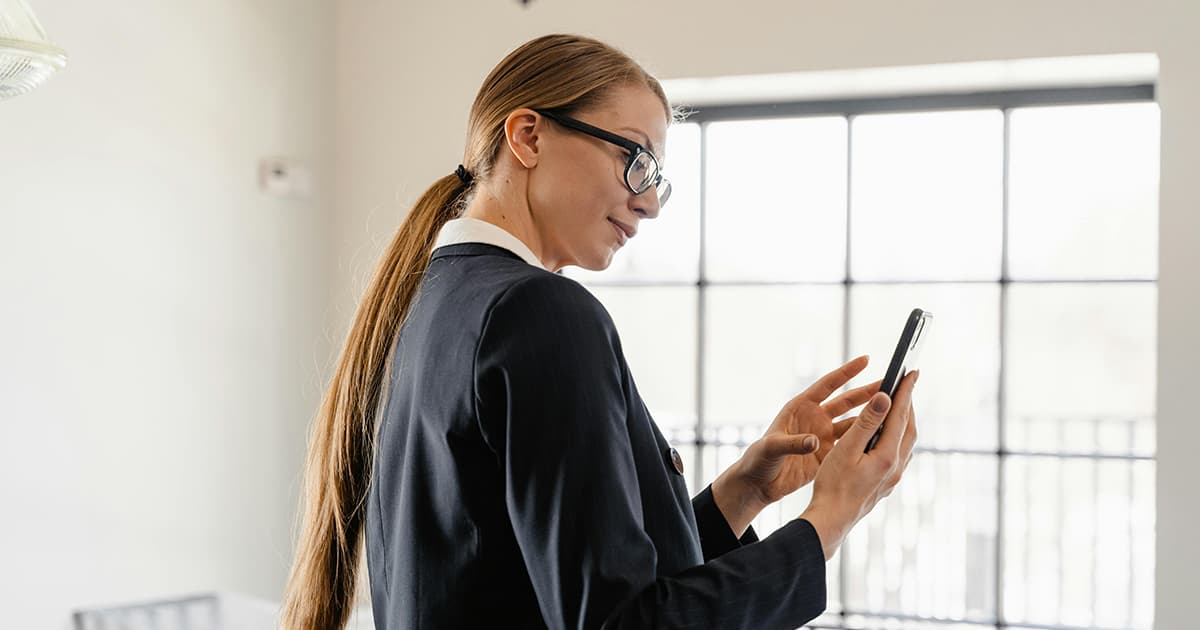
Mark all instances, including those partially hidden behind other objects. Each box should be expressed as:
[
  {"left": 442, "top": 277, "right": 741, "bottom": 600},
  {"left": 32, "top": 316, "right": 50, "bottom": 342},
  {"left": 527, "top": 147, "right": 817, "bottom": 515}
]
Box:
[{"left": 533, "top": 108, "right": 672, "bottom": 208}]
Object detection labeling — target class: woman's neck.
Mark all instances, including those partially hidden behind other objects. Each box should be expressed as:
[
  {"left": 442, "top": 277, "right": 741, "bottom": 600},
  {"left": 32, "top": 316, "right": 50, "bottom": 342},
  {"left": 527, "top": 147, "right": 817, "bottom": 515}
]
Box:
[{"left": 461, "top": 179, "right": 560, "bottom": 271}]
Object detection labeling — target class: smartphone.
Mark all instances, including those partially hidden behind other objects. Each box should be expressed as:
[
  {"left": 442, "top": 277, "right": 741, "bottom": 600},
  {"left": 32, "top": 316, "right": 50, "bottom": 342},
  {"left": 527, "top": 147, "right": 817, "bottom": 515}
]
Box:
[{"left": 864, "top": 308, "right": 933, "bottom": 453}]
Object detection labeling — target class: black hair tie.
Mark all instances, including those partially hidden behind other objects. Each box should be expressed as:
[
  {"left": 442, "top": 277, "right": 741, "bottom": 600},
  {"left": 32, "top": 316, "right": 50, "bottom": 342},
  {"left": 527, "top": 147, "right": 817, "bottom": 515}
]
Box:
[{"left": 454, "top": 164, "right": 474, "bottom": 186}]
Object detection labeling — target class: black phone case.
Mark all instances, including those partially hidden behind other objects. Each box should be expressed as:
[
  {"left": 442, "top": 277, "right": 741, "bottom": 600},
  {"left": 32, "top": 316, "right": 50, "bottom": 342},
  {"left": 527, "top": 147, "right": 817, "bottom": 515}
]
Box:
[{"left": 864, "top": 308, "right": 931, "bottom": 453}]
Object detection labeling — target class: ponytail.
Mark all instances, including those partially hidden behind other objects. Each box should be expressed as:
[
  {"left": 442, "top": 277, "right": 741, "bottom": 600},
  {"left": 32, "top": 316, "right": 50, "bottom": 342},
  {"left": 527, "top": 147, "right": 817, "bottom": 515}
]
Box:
[{"left": 279, "top": 173, "right": 467, "bottom": 630}]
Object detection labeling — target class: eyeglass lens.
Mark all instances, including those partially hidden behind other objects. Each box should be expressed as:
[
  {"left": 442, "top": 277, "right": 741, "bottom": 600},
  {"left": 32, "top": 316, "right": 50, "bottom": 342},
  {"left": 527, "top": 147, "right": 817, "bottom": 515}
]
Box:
[{"left": 628, "top": 151, "right": 671, "bottom": 206}]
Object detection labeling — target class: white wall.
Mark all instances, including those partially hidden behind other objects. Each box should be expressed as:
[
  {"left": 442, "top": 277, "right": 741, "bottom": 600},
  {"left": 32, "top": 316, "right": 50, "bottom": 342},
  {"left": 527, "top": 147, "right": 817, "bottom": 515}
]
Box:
[
  {"left": 334, "top": 2, "right": 1198, "bottom": 628},
  {"left": 0, "top": 0, "right": 334, "bottom": 627}
]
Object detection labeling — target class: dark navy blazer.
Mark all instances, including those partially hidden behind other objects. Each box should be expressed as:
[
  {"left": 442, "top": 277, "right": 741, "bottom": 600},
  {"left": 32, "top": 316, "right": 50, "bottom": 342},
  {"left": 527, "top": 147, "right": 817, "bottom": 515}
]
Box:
[{"left": 365, "top": 242, "right": 826, "bottom": 629}]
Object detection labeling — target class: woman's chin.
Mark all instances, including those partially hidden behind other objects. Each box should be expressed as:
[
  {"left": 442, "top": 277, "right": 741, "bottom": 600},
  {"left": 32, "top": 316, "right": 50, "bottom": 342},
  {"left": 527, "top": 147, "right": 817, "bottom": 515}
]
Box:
[{"left": 575, "top": 249, "right": 616, "bottom": 272}]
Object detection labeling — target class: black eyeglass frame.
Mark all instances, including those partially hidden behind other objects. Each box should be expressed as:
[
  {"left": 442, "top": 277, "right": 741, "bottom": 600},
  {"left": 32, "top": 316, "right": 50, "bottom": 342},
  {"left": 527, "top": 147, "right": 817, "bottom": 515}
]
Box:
[{"left": 533, "top": 108, "right": 671, "bottom": 205}]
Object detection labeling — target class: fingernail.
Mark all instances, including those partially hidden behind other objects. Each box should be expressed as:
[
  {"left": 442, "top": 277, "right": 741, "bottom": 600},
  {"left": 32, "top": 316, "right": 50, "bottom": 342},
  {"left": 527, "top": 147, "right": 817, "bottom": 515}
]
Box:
[
  {"left": 802, "top": 435, "right": 817, "bottom": 450},
  {"left": 913, "top": 370, "right": 921, "bottom": 384},
  {"left": 870, "top": 393, "right": 890, "bottom": 413}
]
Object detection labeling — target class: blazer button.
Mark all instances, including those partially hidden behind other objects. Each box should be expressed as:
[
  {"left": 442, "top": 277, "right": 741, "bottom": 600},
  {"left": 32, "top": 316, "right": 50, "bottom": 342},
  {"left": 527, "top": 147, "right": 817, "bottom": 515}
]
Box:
[{"left": 667, "top": 447, "right": 685, "bottom": 476}]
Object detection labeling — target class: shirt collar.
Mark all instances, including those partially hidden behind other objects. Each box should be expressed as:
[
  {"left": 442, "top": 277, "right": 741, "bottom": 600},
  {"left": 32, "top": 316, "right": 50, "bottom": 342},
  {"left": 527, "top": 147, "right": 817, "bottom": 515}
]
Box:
[{"left": 432, "top": 217, "right": 548, "bottom": 271}]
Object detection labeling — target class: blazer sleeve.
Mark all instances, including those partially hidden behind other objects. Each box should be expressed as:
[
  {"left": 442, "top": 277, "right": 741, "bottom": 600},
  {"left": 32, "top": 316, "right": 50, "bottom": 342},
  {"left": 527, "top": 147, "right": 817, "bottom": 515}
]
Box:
[
  {"left": 692, "top": 484, "right": 760, "bottom": 562},
  {"left": 474, "top": 274, "right": 826, "bottom": 630}
]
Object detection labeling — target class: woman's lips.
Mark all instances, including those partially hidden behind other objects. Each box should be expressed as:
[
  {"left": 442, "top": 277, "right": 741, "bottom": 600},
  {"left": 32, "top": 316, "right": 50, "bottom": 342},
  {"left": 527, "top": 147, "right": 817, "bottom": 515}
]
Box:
[
  {"left": 608, "top": 218, "right": 634, "bottom": 243},
  {"left": 609, "top": 219, "right": 627, "bottom": 245}
]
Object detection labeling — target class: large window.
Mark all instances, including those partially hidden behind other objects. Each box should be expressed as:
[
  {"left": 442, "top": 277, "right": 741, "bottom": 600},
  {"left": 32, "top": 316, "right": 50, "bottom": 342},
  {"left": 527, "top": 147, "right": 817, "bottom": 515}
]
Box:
[{"left": 565, "top": 86, "right": 1159, "bottom": 630}]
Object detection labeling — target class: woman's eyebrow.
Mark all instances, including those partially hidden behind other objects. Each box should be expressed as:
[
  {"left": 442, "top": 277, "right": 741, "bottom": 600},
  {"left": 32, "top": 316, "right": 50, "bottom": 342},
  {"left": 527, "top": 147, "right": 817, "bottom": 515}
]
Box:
[{"left": 619, "top": 127, "right": 660, "bottom": 157}]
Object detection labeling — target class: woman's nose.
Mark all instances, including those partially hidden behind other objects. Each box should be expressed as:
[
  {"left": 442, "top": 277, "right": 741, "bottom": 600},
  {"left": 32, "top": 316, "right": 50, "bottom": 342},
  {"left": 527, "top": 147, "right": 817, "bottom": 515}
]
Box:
[{"left": 632, "top": 191, "right": 661, "bottom": 220}]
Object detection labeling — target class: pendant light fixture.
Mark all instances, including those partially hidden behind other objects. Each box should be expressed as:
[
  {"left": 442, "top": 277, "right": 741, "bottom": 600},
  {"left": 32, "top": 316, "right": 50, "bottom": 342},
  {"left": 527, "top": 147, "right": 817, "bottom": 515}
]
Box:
[{"left": 0, "top": 0, "right": 66, "bottom": 100}]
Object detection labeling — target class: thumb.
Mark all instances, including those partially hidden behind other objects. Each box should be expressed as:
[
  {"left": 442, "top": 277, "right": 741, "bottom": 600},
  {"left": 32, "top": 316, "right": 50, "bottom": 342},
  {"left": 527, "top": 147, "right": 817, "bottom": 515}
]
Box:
[
  {"left": 840, "top": 392, "right": 891, "bottom": 452},
  {"left": 761, "top": 433, "right": 820, "bottom": 458}
]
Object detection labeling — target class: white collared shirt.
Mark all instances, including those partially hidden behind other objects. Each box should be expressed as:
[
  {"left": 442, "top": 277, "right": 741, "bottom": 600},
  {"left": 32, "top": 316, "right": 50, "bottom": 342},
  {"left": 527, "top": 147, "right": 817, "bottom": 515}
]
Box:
[{"left": 432, "top": 216, "right": 548, "bottom": 271}]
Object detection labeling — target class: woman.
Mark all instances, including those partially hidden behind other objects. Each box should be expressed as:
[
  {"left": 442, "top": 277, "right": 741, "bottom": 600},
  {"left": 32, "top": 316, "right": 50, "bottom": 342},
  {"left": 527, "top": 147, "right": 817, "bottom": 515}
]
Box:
[{"left": 281, "top": 33, "right": 919, "bottom": 630}]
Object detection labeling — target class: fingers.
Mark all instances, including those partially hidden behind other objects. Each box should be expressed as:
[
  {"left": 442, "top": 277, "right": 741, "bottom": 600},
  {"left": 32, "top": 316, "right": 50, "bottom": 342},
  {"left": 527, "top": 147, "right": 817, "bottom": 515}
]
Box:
[
  {"left": 871, "top": 370, "right": 919, "bottom": 459},
  {"left": 759, "top": 433, "right": 820, "bottom": 458},
  {"left": 886, "top": 400, "right": 919, "bottom": 491},
  {"left": 803, "top": 355, "right": 870, "bottom": 404},
  {"left": 822, "top": 378, "right": 883, "bottom": 417},
  {"left": 832, "top": 416, "right": 857, "bottom": 439},
  {"left": 903, "top": 400, "right": 917, "bottom": 458},
  {"left": 830, "top": 390, "right": 892, "bottom": 459}
]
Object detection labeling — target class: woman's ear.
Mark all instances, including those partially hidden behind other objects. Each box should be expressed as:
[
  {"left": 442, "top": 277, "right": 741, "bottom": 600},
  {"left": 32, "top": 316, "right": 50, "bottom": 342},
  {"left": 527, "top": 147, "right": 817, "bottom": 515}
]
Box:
[{"left": 504, "top": 109, "right": 542, "bottom": 170}]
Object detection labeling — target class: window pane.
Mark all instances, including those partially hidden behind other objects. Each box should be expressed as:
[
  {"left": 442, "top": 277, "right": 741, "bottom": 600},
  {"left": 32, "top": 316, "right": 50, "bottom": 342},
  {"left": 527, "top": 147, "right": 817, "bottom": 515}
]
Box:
[
  {"left": 849, "top": 283, "right": 1000, "bottom": 451},
  {"left": 697, "top": 442, "right": 743, "bottom": 491},
  {"left": 843, "top": 453, "right": 998, "bottom": 623},
  {"left": 1008, "top": 103, "right": 1160, "bottom": 280},
  {"left": 703, "top": 285, "right": 844, "bottom": 431},
  {"left": 807, "top": 610, "right": 847, "bottom": 627},
  {"left": 1005, "top": 284, "right": 1156, "bottom": 457},
  {"left": 1131, "top": 459, "right": 1156, "bottom": 628},
  {"left": 565, "top": 123, "right": 701, "bottom": 284},
  {"left": 705, "top": 117, "right": 848, "bottom": 282},
  {"left": 850, "top": 110, "right": 1004, "bottom": 281},
  {"left": 586, "top": 286, "right": 697, "bottom": 430},
  {"left": 842, "top": 617, "right": 994, "bottom": 630},
  {"left": 1003, "top": 456, "right": 1155, "bottom": 630}
]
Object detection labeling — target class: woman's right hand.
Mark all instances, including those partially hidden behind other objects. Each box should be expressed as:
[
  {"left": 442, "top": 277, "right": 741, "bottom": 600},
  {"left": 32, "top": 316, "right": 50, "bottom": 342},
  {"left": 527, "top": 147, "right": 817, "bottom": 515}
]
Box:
[{"left": 798, "top": 369, "right": 919, "bottom": 561}]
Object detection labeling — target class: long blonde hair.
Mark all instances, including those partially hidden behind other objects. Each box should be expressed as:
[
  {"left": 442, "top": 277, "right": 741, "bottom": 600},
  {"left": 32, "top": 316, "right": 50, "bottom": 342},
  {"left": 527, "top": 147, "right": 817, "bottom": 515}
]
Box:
[{"left": 279, "top": 33, "right": 672, "bottom": 630}]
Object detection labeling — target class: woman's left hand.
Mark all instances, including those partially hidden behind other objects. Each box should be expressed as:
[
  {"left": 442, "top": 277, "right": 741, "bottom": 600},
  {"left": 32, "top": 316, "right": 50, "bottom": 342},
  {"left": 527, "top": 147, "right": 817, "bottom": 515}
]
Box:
[{"left": 722, "top": 355, "right": 881, "bottom": 513}]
